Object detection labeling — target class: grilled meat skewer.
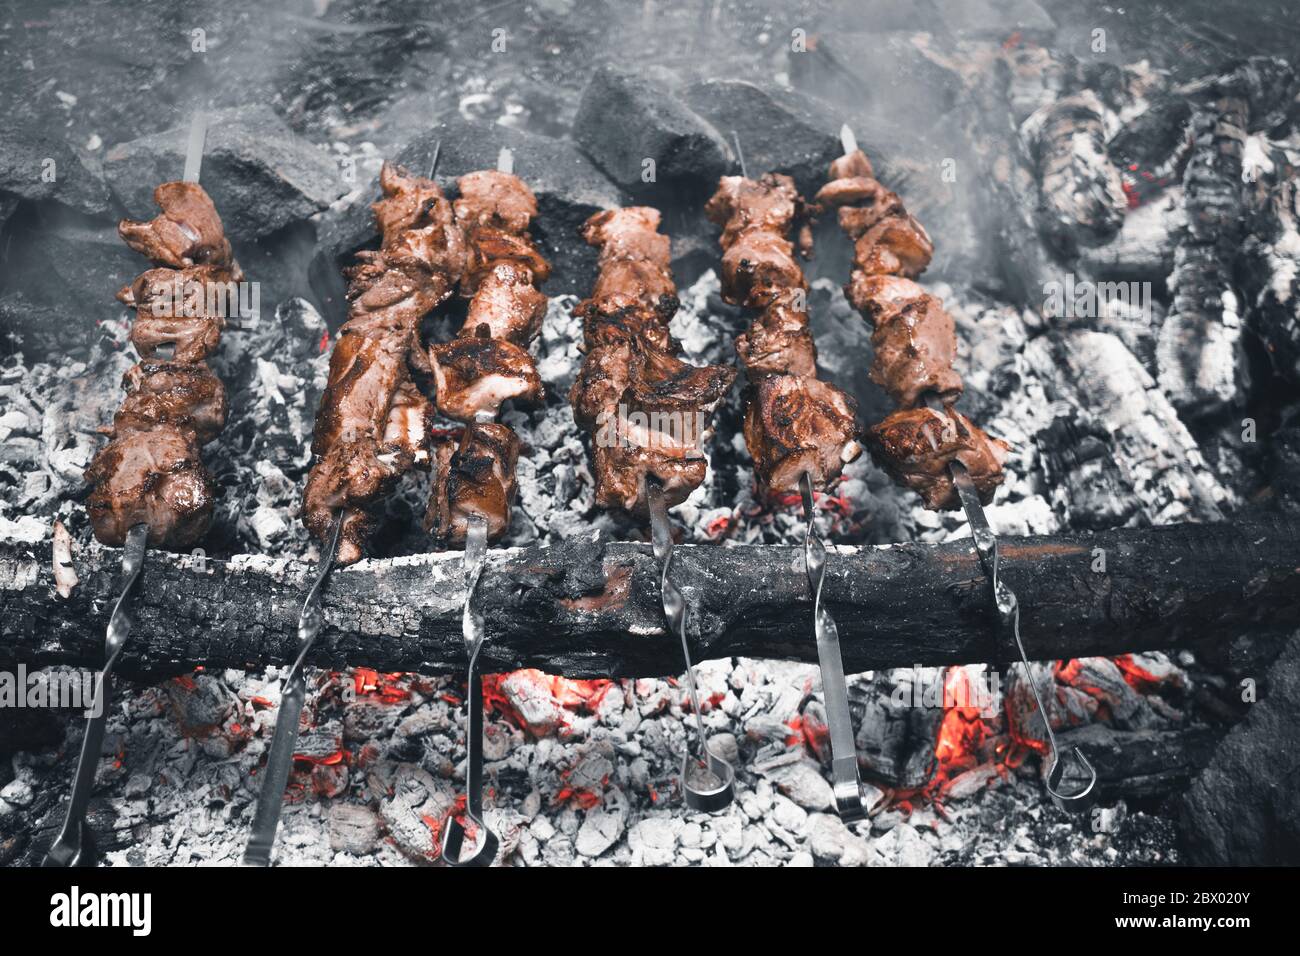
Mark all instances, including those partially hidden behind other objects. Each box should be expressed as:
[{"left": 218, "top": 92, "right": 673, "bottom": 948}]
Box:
[
  {"left": 85, "top": 181, "right": 241, "bottom": 548},
  {"left": 818, "top": 141, "right": 1007, "bottom": 508},
  {"left": 705, "top": 173, "right": 860, "bottom": 495},
  {"left": 569, "top": 207, "right": 735, "bottom": 513},
  {"left": 423, "top": 164, "right": 549, "bottom": 544}
]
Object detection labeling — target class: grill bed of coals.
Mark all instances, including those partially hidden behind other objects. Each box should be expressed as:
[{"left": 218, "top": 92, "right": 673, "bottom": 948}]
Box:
[{"left": 4, "top": 0, "right": 1300, "bottom": 866}]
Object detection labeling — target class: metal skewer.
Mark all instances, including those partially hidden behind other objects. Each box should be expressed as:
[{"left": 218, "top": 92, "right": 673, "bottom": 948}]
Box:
[
  {"left": 45, "top": 111, "right": 210, "bottom": 868},
  {"left": 440, "top": 513, "right": 500, "bottom": 866},
  {"left": 645, "top": 475, "right": 736, "bottom": 813},
  {"left": 799, "top": 472, "right": 871, "bottom": 821},
  {"left": 43, "top": 523, "right": 148, "bottom": 867},
  {"left": 731, "top": 130, "right": 748, "bottom": 179},
  {"left": 242, "top": 510, "right": 344, "bottom": 866},
  {"left": 923, "top": 395, "right": 1097, "bottom": 813},
  {"left": 442, "top": 146, "right": 517, "bottom": 863}
]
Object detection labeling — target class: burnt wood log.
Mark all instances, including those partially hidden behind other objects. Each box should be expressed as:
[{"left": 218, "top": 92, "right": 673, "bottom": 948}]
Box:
[{"left": 2, "top": 515, "right": 1299, "bottom": 681}]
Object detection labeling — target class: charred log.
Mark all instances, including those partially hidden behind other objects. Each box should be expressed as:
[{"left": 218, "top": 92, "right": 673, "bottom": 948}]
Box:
[{"left": 3, "top": 515, "right": 1299, "bottom": 681}]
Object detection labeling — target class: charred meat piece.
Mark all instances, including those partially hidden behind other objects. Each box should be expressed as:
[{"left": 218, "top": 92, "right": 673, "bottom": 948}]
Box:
[
  {"left": 312, "top": 331, "right": 413, "bottom": 456},
  {"left": 852, "top": 214, "right": 934, "bottom": 279},
  {"left": 453, "top": 170, "right": 539, "bottom": 234},
  {"left": 718, "top": 229, "right": 807, "bottom": 308},
  {"left": 836, "top": 190, "right": 907, "bottom": 239},
  {"left": 114, "top": 361, "right": 228, "bottom": 443},
  {"left": 460, "top": 227, "right": 551, "bottom": 295},
  {"left": 85, "top": 426, "right": 215, "bottom": 548},
  {"left": 128, "top": 313, "right": 223, "bottom": 364},
  {"left": 570, "top": 342, "right": 631, "bottom": 431},
  {"left": 428, "top": 335, "right": 543, "bottom": 422},
  {"left": 461, "top": 261, "right": 548, "bottom": 344},
  {"left": 584, "top": 207, "right": 673, "bottom": 265},
  {"left": 743, "top": 374, "right": 862, "bottom": 494},
  {"left": 867, "top": 406, "right": 1008, "bottom": 510},
  {"left": 591, "top": 442, "right": 707, "bottom": 514},
  {"left": 576, "top": 302, "right": 676, "bottom": 351},
  {"left": 828, "top": 149, "right": 875, "bottom": 182},
  {"left": 735, "top": 293, "right": 818, "bottom": 379},
  {"left": 118, "top": 182, "right": 236, "bottom": 269},
  {"left": 344, "top": 253, "right": 454, "bottom": 335},
  {"left": 845, "top": 273, "right": 927, "bottom": 321},
  {"left": 705, "top": 174, "right": 800, "bottom": 248},
  {"left": 624, "top": 340, "right": 735, "bottom": 417},
  {"left": 425, "top": 422, "right": 520, "bottom": 542},
  {"left": 869, "top": 295, "right": 964, "bottom": 408}
]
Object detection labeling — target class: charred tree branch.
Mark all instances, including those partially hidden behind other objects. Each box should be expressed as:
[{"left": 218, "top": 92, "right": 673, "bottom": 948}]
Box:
[{"left": 3, "top": 515, "right": 1299, "bottom": 681}]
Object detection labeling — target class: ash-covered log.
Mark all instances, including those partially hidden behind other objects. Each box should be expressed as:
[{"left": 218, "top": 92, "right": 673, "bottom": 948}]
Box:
[{"left": 2, "top": 516, "right": 1299, "bottom": 681}]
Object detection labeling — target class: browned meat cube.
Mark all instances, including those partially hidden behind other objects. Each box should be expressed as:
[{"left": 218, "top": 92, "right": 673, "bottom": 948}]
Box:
[
  {"left": 866, "top": 406, "right": 1008, "bottom": 510},
  {"left": 735, "top": 295, "right": 818, "bottom": 379},
  {"left": 590, "top": 442, "right": 707, "bottom": 514},
  {"left": 85, "top": 425, "right": 214, "bottom": 548},
  {"left": 460, "top": 261, "right": 547, "bottom": 345},
  {"left": 425, "top": 422, "right": 520, "bottom": 542},
  {"left": 869, "top": 295, "right": 964, "bottom": 409},
  {"left": 428, "top": 335, "right": 543, "bottom": 422},
  {"left": 453, "top": 170, "right": 539, "bottom": 234},
  {"left": 743, "top": 374, "right": 861, "bottom": 494},
  {"left": 118, "top": 182, "right": 236, "bottom": 269},
  {"left": 851, "top": 214, "right": 934, "bottom": 279},
  {"left": 115, "top": 361, "right": 228, "bottom": 444}
]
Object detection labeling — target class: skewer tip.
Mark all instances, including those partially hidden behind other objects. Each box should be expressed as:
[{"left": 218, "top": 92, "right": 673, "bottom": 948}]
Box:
[
  {"left": 730, "top": 130, "right": 748, "bottom": 179},
  {"left": 497, "top": 146, "right": 514, "bottom": 175},
  {"left": 183, "top": 111, "right": 207, "bottom": 183},
  {"left": 839, "top": 123, "right": 858, "bottom": 157},
  {"left": 427, "top": 139, "right": 442, "bottom": 178}
]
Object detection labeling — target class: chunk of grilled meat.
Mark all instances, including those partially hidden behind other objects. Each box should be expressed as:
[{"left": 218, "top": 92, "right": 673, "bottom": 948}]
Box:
[
  {"left": 851, "top": 214, "right": 934, "bottom": 279},
  {"left": 461, "top": 261, "right": 548, "bottom": 344},
  {"left": 453, "top": 169, "right": 539, "bottom": 234},
  {"left": 734, "top": 292, "right": 818, "bottom": 379},
  {"left": 591, "top": 442, "right": 707, "bottom": 514},
  {"left": 425, "top": 422, "right": 520, "bottom": 542},
  {"left": 866, "top": 406, "right": 1008, "bottom": 510},
  {"left": 118, "top": 182, "right": 236, "bottom": 269},
  {"left": 114, "top": 361, "right": 228, "bottom": 444},
  {"left": 575, "top": 302, "right": 676, "bottom": 352},
  {"left": 428, "top": 335, "right": 543, "bottom": 422},
  {"left": 743, "top": 374, "right": 862, "bottom": 494},
  {"left": 718, "top": 230, "right": 807, "bottom": 308},
  {"left": 623, "top": 340, "right": 735, "bottom": 418},
  {"left": 582, "top": 208, "right": 677, "bottom": 313},
  {"left": 868, "top": 292, "right": 963, "bottom": 409},
  {"left": 85, "top": 426, "right": 215, "bottom": 548},
  {"left": 117, "top": 265, "right": 234, "bottom": 363},
  {"left": 459, "top": 227, "right": 552, "bottom": 296},
  {"left": 704, "top": 174, "right": 800, "bottom": 248}
]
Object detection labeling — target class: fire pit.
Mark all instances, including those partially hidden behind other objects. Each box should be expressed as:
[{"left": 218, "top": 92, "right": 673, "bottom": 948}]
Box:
[{"left": 2, "top": 0, "right": 1300, "bottom": 870}]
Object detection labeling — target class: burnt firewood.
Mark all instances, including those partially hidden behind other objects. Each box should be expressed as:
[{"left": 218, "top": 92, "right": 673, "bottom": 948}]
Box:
[
  {"left": 1023, "top": 90, "right": 1128, "bottom": 256},
  {"left": 1157, "top": 57, "right": 1297, "bottom": 417},
  {"left": 2, "top": 515, "right": 1299, "bottom": 681}
]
